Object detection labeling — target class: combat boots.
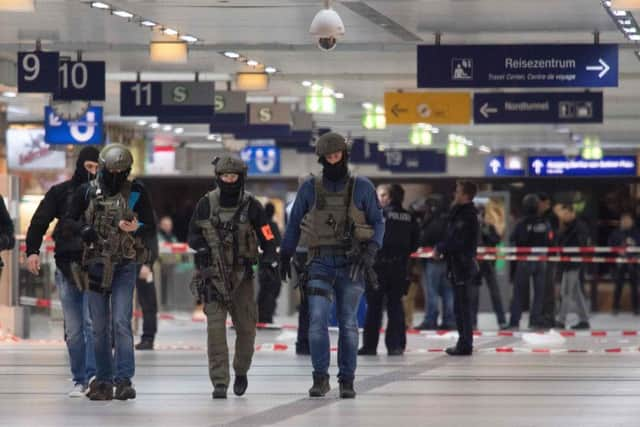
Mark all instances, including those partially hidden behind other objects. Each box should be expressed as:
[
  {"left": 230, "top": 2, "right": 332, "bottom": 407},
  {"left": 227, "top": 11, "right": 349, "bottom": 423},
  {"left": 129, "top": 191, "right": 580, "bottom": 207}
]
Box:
[
  {"left": 234, "top": 375, "right": 248, "bottom": 396},
  {"left": 308, "top": 373, "right": 330, "bottom": 397},
  {"left": 339, "top": 380, "right": 356, "bottom": 399},
  {"left": 212, "top": 384, "right": 228, "bottom": 399}
]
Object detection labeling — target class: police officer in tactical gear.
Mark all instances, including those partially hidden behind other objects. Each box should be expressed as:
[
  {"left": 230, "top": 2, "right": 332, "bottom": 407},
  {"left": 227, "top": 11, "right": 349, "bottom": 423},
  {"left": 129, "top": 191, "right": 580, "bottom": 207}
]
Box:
[
  {"left": 359, "top": 184, "right": 419, "bottom": 356},
  {"left": 26, "top": 146, "right": 99, "bottom": 397},
  {"left": 508, "top": 193, "right": 553, "bottom": 330},
  {"left": 280, "top": 132, "right": 384, "bottom": 399},
  {"left": 188, "top": 155, "right": 278, "bottom": 400},
  {"left": 433, "top": 181, "right": 479, "bottom": 356},
  {"left": 68, "top": 143, "right": 156, "bottom": 401}
]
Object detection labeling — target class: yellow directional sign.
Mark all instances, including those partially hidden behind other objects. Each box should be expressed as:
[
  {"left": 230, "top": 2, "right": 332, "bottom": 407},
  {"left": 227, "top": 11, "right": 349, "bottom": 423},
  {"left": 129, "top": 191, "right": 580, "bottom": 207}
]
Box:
[{"left": 384, "top": 92, "right": 471, "bottom": 125}]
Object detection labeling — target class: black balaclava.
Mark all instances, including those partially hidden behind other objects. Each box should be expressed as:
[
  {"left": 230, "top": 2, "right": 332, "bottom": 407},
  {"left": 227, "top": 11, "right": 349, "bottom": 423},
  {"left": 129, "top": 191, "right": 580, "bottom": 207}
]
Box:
[
  {"left": 72, "top": 146, "right": 100, "bottom": 184},
  {"left": 389, "top": 184, "right": 405, "bottom": 208},
  {"left": 100, "top": 168, "right": 131, "bottom": 196},
  {"left": 320, "top": 151, "right": 349, "bottom": 182},
  {"left": 217, "top": 174, "right": 245, "bottom": 206}
]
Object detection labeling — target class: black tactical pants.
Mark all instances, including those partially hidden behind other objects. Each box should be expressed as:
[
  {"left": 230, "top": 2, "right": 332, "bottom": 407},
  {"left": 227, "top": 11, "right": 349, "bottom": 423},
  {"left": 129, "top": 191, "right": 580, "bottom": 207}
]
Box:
[
  {"left": 613, "top": 264, "right": 639, "bottom": 313},
  {"left": 362, "top": 261, "right": 407, "bottom": 352},
  {"left": 257, "top": 264, "right": 282, "bottom": 324},
  {"left": 136, "top": 276, "right": 158, "bottom": 341},
  {"left": 294, "top": 252, "right": 310, "bottom": 354},
  {"left": 453, "top": 280, "right": 474, "bottom": 352}
]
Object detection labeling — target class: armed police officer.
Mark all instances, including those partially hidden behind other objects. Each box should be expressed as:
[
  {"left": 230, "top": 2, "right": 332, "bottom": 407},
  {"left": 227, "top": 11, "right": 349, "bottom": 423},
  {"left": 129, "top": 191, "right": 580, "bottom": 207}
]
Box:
[
  {"left": 26, "top": 146, "right": 99, "bottom": 397},
  {"left": 433, "top": 181, "right": 479, "bottom": 356},
  {"left": 359, "top": 184, "right": 418, "bottom": 356},
  {"left": 68, "top": 144, "right": 156, "bottom": 401},
  {"left": 280, "top": 132, "right": 384, "bottom": 399},
  {"left": 188, "top": 156, "right": 278, "bottom": 400}
]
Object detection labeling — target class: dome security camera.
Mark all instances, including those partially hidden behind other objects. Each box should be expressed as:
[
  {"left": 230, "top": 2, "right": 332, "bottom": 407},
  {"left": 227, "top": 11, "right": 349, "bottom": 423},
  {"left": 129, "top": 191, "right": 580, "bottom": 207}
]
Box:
[{"left": 309, "top": 2, "right": 344, "bottom": 51}]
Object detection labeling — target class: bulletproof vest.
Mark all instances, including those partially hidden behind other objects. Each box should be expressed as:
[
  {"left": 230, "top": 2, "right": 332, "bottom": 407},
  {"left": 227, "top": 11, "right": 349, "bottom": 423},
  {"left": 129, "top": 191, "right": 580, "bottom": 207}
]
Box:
[
  {"left": 379, "top": 205, "right": 413, "bottom": 257},
  {"left": 196, "top": 189, "right": 259, "bottom": 270},
  {"left": 84, "top": 180, "right": 142, "bottom": 262},
  {"left": 300, "top": 176, "right": 367, "bottom": 249}
]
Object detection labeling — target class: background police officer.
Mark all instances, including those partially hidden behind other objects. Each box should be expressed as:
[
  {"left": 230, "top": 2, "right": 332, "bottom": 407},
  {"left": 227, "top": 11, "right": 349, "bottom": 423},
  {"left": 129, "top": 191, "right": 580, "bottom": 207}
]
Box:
[
  {"left": 26, "top": 146, "right": 99, "bottom": 397},
  {"left": 280, "top": 132, "right": 384, "bottom": 399},
  {"left": 257, "top": 202, "right": 283, "bottom": 324},
  {"left": 188, "top": 156, "right": 278, "bottom": 400},
  {"left": 433, "top": 181, "right": 479, "bottom": 356},
  {"left": 359, "top": 184, "right": 419, "bottom": 356},
  {"left": 68, "top": 143, "right": 156, "bottom": 401}
]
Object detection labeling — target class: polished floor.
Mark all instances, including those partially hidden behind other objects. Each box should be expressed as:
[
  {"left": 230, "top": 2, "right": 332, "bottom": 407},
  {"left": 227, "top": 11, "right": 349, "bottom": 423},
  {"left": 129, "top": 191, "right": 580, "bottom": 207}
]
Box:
[{"left": 1, "top": 312, "right": 640, "bottom": 426}]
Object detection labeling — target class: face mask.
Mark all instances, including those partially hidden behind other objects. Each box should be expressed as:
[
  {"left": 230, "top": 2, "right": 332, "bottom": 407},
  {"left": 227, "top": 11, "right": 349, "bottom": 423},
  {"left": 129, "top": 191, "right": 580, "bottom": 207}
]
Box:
[
  {"left": 100, "top": 169, "right": 129, "bottom": 195},
  {"left": 321, "top": 157, "right": 348, "bottom": 182},
  {"left": 216, "top": 175, "right": 244, "bottom": 198}
]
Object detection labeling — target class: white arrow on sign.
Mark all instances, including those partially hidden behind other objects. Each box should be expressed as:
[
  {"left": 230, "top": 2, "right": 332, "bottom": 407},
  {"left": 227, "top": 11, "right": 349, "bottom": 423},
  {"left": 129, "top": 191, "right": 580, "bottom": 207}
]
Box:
[
  {"left": 479, "top": 102, "right": 498, "bottom": 119},
  {"left": 586, "top": 58, "right": 610, "bottom": 79},
  {"left": 48, "top": 113, "right": 62, "bottom": 127},
  {"left": 532, "top": 159, "right": 544, "bottom": 175},
  {"left": 489, "top": 158, "right": 501, "bottom": 174}
]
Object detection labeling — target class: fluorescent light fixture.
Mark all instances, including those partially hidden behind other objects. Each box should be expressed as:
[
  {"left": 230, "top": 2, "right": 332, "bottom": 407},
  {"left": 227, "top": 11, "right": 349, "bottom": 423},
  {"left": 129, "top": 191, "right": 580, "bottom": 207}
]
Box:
[
  {"left": 623, "top": 26, "right": 638, "bottom": 32},
  {"left": 629, "top": 34, "right": 640, "bottom": 40},
  {"left": 180, "top": 34, "right": 198, "bottom": 43},
  {"left": 361, "top": 102, "right": 373, "bottom": 109},
  {"left": 207, "top": 134, "right": 215, "bottom": 140},
  {"left": 604, "top": 0, "right": 612, "bottom": 6},
  {"left": 264, "top": 66, "right": 277, "bottom": 74},
  {"left": 322, "top": 87, "right": 334, "bottom": 96},
  {"left": 162, "top": 27, "right": 178, "bottom": 36},
  {"left": 113, "top": 10, "right": 134, "bottom": 18},
  {"left": 246, "top": 59, "right": 259, "bottom": 67},
  {"left": 149, "top": 41, "right": 188, "bottom": 63},
  {"left": 140, "top": 20, "right": 157, "bottom": 27},
  {"left": 613, "top": 9, "right": 628, "bottom": 16},
  {"left": 162, "top": 125, "right": 172, "bottom": 131},
  {"left": 311, "top": 83, "right": 323, "bottom": 91},
  {"left": 223, "top": 51, "right": 240, "bottom": 59},
  {"left": 619, "top": 18, "right": 632, "bottom": 24},
  {"left": 302, "top": 81, "right": 312, "bottom": 87},
  {"left": 137, "top": 120, "right": 147, "bottom": 126},
  {"left": 91, "top": 2, "right": 110, "bottom": 9},
  {"left": 334, "top": 92, "right": 344, "bottom": 99},
  {"left": 479, "top": 145, "right": 491, "bottom": 153},
  {"left": 150, "top": 123, "right": 159, "bottom": 129},
  {"left": 1, "top": 91, "right": 17, "bottom": 98},
  {"left": 236, "top": 72, "right": 269, "bottom": 91},
  {"left": 174, "top": 127, "right": 184, "bottom": 134}
]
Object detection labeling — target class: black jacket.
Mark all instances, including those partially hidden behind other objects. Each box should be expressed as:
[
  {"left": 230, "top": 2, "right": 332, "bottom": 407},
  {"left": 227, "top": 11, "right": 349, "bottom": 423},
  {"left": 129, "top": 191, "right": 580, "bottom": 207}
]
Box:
[
  {"left": 420, "top": 212, "right": 448, "bottom": 248},
  {"left": 378, "top": 203, "right": 420, "bottom": 260},
  {"left": 436, "top": 202, "right": 479, "bottom": 282},
  {"left": 479, "top": 222, "right": 501, "bottom": 247},
  {"left": 510, "top": 215, "right": 553, "bottom": 247},
  {"left": 187, "top": 193, "right": 278, "bottom": 262},
  {"left": 559, "top": 218, "right": 590, "bottom": 271},
  {"left": 0, "top": 196, "right": 14, "bottom": 250}
]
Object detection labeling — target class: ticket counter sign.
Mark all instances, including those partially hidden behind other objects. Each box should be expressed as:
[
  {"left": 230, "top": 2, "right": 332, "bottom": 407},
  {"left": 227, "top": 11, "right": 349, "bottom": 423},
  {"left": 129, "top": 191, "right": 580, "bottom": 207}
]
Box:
[{"left": 384, "top": 92, "right": 471, "bottom": 125}]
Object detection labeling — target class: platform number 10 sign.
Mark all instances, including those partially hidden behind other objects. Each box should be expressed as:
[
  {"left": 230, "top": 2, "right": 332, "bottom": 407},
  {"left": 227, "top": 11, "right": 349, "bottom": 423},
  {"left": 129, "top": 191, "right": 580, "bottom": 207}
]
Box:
[{"left": 53, "top": 60, "right": 106, "bottom": 101}]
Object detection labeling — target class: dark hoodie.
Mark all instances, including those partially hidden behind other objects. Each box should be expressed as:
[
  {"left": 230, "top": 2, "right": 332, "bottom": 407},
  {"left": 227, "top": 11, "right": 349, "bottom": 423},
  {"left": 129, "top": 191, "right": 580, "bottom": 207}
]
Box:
[
  {"left": 435, "top": 202, "right": 479, "bottom": 282},
  {"left": 26, "top": 146, "right": 100, "bottom": 263}
]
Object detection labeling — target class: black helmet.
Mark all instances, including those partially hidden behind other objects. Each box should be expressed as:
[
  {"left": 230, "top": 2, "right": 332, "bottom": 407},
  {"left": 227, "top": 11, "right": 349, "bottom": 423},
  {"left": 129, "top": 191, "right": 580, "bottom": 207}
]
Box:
[
  {"left": 315, "top": 132, "right": 348, "bottom": 157},
  {"left": 522, "top": 193, "right": 540, "bottom": 216},
  {"left": 98, "top": 144, "right": 133, "bottom": 172}
]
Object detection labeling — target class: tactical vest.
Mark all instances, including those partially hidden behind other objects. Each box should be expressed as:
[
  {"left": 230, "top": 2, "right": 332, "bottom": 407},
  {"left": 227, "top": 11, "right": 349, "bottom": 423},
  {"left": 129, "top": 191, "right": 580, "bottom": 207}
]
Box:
[
  {"left": 300, "top": 176, "right": 368, "bottom": 250},
  {"left": 84, "top": 180, "right": 146, "bottom": 263},
  {"left": 196, "top": 189, "right": 259, "bottom": 273}
]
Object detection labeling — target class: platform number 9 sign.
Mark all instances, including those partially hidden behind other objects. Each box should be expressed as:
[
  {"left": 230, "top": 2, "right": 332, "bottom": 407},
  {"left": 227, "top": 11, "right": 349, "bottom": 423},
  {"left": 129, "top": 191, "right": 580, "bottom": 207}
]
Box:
[{"left": 17, "top": 51, "right": 60, "bottom": 93}]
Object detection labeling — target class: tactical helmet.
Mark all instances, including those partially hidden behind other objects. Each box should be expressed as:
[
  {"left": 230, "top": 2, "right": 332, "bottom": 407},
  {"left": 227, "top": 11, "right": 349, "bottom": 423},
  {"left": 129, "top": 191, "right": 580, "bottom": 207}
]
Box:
[
  {"left": 98, "top": 144, "right": 133, "bottom": 172},
  {"left": 213, "top": 155, "right": 248, "bottom": 176},
  {"left": 522, "top": 193, "right": 541, "bottom": 216},
  {"left": 315, "top": 132, "right": 348, "bottom": 157}
]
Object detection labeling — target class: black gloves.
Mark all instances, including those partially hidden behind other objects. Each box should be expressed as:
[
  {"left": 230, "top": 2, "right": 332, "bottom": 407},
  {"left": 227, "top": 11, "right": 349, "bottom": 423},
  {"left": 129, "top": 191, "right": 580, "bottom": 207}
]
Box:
[
  {"left": 280, "top": 252, "right": 292, "bottom": 281},
  {"left": 80, "top": 225, "right": 99, "bottom": 244}
]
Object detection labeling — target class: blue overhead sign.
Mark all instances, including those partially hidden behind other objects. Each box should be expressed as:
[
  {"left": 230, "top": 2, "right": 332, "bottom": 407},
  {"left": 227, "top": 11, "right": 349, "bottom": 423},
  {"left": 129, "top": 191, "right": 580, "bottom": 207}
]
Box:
[
  {"left": 53, "top": 60, "right": 106, "bottom": 101},
  {"left": 529, "top": 156, "right": 636, "bottom": 177},
  {"left": 17, "top": 51, "right": 60, "bottom": 93},
  {"left": 44, "top": 106, "right": 103, "bottom": 145},
  {"left": 417, "top": 44, "right": 618, "bottom": 88},
  {"left": 485, "top": 156, "right": 525, "bottom": 177},
  {"left": 240, "top": 146, "right": 281, "bottom": 175},
  {"left": 474, "top": 92, "right": 603, "bottom": 124},
  {"left": 120, "top": 81, "right": 215, "bottom": 119}
]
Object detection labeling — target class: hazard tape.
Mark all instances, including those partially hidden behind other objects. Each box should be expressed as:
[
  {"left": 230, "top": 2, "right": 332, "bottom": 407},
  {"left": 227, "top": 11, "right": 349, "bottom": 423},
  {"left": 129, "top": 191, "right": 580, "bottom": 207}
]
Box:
[{"left": 416, "top": 246, "right": 640, "bottom": 255}]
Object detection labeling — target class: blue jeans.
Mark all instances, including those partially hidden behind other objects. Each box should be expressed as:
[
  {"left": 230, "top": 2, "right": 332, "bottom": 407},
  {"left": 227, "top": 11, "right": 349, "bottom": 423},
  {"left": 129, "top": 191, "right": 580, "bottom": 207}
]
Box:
[
  {"left": 510, "top": 261, "right": 546, "bottom": 327},
  {"left": 422, "top": 261, "right": 454, "bottom": 327},
  {"left": 307, "top": 255, "right": 364, "bottom": 383},
  {"left": 88, "top": 262, "right": 136, "bottom": 384},
  {"left": 56, "top": 269, "right": 96, "bottom": 386}
]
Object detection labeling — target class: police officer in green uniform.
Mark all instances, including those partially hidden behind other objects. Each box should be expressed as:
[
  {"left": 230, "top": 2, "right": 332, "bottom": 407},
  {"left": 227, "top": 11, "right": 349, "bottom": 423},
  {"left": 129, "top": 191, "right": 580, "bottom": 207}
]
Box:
[
  {"left": 188, "top": 155, "right": 278, "bottom": 399},
  {"left": 280, "top": 133, "right": 384, "bottom": 398},
  {"left": 68, "top": 143, "right": 156, "bottom": 401}
]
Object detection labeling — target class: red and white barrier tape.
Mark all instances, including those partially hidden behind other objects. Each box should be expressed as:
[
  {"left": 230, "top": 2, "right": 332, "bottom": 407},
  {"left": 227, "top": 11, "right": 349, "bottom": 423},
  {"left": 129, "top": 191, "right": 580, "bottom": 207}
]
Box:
[
  {"left": 416, "top": 246, "right": 640, "bottom": 255},
  {"left": 414, "top": 248, "right": 640, "bottom": 264}
]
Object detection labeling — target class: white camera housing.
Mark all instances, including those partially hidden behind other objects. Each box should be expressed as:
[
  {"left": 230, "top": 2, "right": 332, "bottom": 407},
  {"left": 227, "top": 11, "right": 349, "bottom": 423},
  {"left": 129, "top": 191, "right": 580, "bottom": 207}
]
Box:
[{"left": 309, "top": 7, "right": 345, "bottom": 51}]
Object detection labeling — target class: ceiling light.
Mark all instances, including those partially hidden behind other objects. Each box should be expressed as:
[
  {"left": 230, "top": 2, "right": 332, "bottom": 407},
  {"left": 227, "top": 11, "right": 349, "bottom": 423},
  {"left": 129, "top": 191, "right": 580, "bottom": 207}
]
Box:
[
  {"left": 302, "top": 81, "right": 312, "bottom": 87},
  {"left": 479, "top": 145, "right": 491, "bottom": 153},
  {"left": 246, "top": 59, "right": 259, "bottom": 67},
  {"left": 265, "top": 66, "right": 277, "bottom": 74},
  {"left": 207, "top": 134, "right": 215, "bottom": 140},
  {"left": 223, "top": 51, "right": 240, "bottom": 59},
  {"left": 180, "top": 34, "right": 198, "bottom": 43},
  {"left": 1, "top": 91, "right": 17, "bottom": 98},
  {"left": 149, "top": 41, "right": 188, "bottom": 63},
  {"left": 174, "top": 127, "right": 184, "bottom": 134},
  {"left": 162, "top": 27, "right": 178, "bottom": 36},
  {"left": 619, "top": 18, "right": 632, "bottom": 25},
  {"left": 311, "top": 83, "right": 323, "bottom": 91},
  {"left": 140, "top": 20, "right": 157, "bottom": 27},
  {"left": 322, "top": 87, "right": 334, "bottom": 96},
  {"left": 137, "top": 120, "right": 147, "bottom": 126},
  {"left": 162, "top": 125, "right": 172, "bottom": 131},
  {"left": 629, "top": 34, "right": 640, "bottom": 40},
  {"left": 361, "top": 102, "right": 373, "bottom": 109},
  {"left": 113, "top": 10, "right": 134, "bottom": 18},
  {"left": 604, "top": 0, "right": 612, "bottom": 6},
  {"left": 623, "top": 26, "right": 638, "bottom": 32},
  {"left": 613, "top": 9, "right": 628, "bottom": 16},
  {"left": 431, "top": 128, "right": 440, "bottom": 134},
  {"left": 91, "top": 2, "right": 110, "bottom": 9},
  {"left": 334, "top": 92, "right": 344, "bottom": 99},
  {"left": 374, "top": 105, "right": 385, "bottom": 114},
  {"left": 150, "top": 123, "right": 159, "bottom": 129}
]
